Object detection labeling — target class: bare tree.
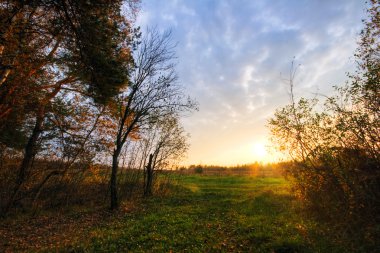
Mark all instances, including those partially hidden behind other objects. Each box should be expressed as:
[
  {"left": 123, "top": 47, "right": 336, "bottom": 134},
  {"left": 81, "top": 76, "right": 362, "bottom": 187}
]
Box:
[
  {"left": 109, "top": 28, "right": 196, "bottom": 209},
  {"left": 142, "top": 115, "right": 188, "bottom": 196}
]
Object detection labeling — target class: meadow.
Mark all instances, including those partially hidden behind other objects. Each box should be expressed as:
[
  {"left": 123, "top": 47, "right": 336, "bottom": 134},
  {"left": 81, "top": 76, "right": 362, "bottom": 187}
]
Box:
[
  {"left": 1, "top": 174, "right": 342, "bottom": 252},
  {"left": 1, "top": 2, "right": 379, "bottom": 252}
]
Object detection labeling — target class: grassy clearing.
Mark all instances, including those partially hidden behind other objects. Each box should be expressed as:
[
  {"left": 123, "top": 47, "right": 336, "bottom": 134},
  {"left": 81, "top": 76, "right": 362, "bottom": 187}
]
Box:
[{"left": 58, "top": 175, "right": 337, "bottom": 253}]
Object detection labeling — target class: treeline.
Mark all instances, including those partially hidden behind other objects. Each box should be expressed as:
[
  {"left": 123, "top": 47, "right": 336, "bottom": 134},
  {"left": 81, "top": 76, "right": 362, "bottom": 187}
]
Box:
[
  {"left": 269, "top": 1, "right": 379, "bottom": 251},
  {"left": 0, "top": 1, "right": 196, "bottom": 215},
  {"left": 181, "top": 162, "right": 286, "bottom": 177}
]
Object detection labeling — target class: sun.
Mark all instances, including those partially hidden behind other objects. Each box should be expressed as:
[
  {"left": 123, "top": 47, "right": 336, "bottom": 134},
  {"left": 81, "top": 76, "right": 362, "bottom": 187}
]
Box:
[{"left": 253, "top": 142, "right": 267, "bottom": 158}]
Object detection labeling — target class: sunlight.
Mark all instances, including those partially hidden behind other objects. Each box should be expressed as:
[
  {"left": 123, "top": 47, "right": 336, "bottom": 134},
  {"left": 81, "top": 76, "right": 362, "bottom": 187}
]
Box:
[{"left": 253, "top": 142, "right": 267, "bottom": 158}]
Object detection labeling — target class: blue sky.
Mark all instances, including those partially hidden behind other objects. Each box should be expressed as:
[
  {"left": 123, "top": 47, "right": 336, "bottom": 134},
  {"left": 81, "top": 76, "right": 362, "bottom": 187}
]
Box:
[{"left": 136, "top": 0, "right": 367, "bottom": 165}]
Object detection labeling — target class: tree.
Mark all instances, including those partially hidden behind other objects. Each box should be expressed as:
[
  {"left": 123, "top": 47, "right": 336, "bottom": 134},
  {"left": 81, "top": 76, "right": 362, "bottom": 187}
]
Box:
[
  {"left": 0, "top": 1, "right": 136, "bottom": 119},
  {"left": 268, "top": 1, "right": 380, "bottom": 249},
  {"left": 109, "top": 28, "right": 196, "bottom": 209},
  {"left": 0, "top": 0, "right": 139, "bottom": 214},
  {"left": 142, "top": 115, "right": 189, "bottom": 196}
]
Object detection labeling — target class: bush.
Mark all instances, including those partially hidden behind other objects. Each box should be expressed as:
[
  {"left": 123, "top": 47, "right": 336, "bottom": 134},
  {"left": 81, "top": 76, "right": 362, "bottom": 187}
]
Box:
[
  {"left": 194, "top": 166, "right": 203, "bottom": 174},
  {"left": 269, "top": 2, "right": 380, "bottom": 250}
]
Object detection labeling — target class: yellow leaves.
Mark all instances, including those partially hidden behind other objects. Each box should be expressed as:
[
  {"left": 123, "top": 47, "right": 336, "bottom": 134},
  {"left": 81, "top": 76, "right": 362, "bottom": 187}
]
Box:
[{"left": 119, "top": 47, "right": 132, "bottom": 62}]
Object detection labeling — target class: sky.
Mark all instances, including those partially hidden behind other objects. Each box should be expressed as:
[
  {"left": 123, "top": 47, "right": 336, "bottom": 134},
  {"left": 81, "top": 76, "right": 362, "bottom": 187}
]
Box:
[{"left": 136, "top": 0, "right": 368, "bottom": 166}]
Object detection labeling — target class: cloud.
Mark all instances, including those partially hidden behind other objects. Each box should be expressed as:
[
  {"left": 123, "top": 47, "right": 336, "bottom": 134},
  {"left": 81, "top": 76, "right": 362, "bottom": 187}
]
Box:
[{"left": 136, "top": 0, "right": 367, "bottom": 165}]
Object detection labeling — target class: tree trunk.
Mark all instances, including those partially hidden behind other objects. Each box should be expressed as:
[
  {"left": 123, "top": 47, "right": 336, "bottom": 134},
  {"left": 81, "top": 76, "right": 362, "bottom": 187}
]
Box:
[
  {"left": 31, "top": 170, "right": 61, "bottom": 207},
  {"left": 110, "top": 147, "right": 121, "bottom": 210},
  {"left": 144, "top": 154, "right": 154, "bottom": 197},
  {"left": 4, "top": 111, "right": 44, "bottom": 214}
]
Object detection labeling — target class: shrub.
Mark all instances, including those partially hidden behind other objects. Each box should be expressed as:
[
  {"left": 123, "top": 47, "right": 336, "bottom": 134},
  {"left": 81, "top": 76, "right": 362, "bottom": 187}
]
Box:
[
  {"left": 269, "top": 2, "right": 380, "bottom": 250},
  {"left": 194, "top": 166, "right": 203, "bottom": 174}
]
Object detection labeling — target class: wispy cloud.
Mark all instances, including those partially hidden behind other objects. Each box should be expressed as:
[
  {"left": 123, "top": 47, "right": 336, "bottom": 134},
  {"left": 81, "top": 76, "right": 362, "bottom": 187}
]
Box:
[{"left": 137, "top": 0, "right": 367, "bottom": 165}]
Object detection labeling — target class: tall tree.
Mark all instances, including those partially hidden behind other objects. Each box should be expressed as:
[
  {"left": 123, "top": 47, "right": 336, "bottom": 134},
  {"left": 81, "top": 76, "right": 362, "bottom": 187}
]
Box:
[
  {"left": 0, "top": 1, "right": 137, "bottom": 118},
  {"left": 109, "top": 28, "right": 196, "bottom": 209},
  {"left": 0, "top": 0, "right": 139, "bottom": 213}
]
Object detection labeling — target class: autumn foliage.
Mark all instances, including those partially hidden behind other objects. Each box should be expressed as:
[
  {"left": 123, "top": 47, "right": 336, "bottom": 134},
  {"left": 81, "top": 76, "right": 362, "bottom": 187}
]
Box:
[
  {"left": 0, "top": 1, "right": 195, "bottom": 215},
  {"left": 269, "top": 1, "right": 380, "bottom": 250}
]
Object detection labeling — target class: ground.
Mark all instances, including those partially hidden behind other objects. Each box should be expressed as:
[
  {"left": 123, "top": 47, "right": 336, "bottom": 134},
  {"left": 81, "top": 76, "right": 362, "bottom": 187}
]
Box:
[{"left": 1, "top": 176, "right": 339, "bottom": 252}]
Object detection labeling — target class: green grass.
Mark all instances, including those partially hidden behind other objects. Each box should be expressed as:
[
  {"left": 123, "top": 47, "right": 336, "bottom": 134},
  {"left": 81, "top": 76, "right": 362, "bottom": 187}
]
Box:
[{"left": 64, "top": 176, "right": 336, "bottom": 252}]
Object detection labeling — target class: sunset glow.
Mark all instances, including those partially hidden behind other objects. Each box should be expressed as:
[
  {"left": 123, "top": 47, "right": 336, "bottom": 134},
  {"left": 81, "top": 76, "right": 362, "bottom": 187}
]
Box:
[
  {"left": 137, "top": 0, "right": 367, "bottom": 166},
  {"left": 1, "top": 1, "right": 377, "bottom": 250},
  {"left": 253, "top": 142, "right": 267, "bottom": 158}
]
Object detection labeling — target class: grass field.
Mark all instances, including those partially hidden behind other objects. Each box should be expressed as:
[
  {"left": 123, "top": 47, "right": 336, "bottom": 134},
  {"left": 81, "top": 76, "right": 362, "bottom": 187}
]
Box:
[
  {"left": 52, "top": 175, "right": 337, "bottom": 253},
  {"left": 1, "top": 175, "right": 343, "bottom": 252}
]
